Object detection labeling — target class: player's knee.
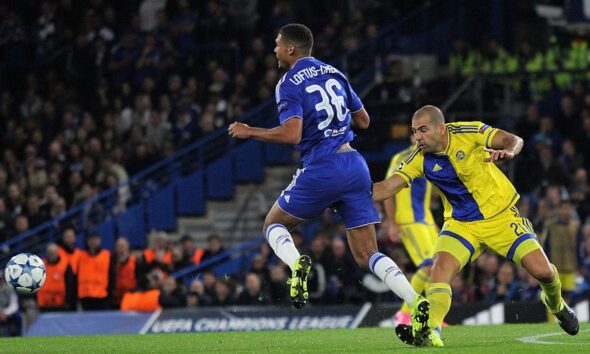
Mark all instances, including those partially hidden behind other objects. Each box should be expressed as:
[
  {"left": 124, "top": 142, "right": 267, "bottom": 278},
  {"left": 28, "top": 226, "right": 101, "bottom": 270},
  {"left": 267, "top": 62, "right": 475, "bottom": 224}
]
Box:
[{"left": 531, "top": 264, "right": 555, "bottom": 283}]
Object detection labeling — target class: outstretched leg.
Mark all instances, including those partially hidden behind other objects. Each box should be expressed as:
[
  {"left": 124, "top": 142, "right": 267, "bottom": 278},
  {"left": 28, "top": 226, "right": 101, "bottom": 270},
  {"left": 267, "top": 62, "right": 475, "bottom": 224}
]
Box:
[
  {"left": 347, "top": 225, "right": 430, "bottom": 344},
  {"left": 520, "top": 249, "right": 579, "bottom": 335},
  {"left": 263, "top": 202, "right": 311, "bottom": 309}
]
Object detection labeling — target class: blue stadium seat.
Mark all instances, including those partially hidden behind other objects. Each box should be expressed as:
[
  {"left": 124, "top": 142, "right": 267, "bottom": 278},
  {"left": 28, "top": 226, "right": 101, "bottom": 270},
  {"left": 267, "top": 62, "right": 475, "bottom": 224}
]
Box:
[
  {"left": 206, "top": 155, "right": 234, "bottom": 199},
  {"left": 90, "top": 218, "right": 116, "bottom": 250},
  {"left": 235, "top": 141, "right": 264, "bottom": 183},
  {"left": 176, "top": 169, "right": 205, "bottom": 215},
  {"left": 116, "top": 202, "right": 146, "bottom": 248},
  {"left": 264, "top": 144, "right": 293, "bottom": 165},
  {"left": 147, "top": 183, "right": 176, "bottom": 231}
]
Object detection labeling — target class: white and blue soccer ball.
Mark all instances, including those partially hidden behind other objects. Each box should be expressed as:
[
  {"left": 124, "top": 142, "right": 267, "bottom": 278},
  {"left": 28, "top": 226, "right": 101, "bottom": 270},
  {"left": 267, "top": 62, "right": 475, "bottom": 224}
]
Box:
[{"left": 4, "top": 253, "right": 47, "bottom": 294}]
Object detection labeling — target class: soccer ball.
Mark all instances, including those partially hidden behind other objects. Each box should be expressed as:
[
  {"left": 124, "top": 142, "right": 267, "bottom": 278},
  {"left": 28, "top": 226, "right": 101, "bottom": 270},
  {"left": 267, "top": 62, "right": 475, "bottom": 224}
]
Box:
[{"left": 4, "top": 253, "right": 47, "bottom": 294}]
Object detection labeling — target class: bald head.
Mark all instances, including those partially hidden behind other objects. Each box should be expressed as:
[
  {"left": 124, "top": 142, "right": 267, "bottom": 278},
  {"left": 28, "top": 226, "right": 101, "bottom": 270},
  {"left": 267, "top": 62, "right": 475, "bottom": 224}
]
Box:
[{"left": 412, "top": 105, "right": 445, "bottom": 124}]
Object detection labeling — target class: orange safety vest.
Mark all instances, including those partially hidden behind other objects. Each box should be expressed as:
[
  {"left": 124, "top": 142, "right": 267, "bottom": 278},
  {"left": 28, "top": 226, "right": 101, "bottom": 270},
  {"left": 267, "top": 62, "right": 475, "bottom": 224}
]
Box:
[
  {"left": 120, "top": 289, "right": 162, "bottom": 312},
  {"left": 37, "top": 257, "right": 69, "bottom": 308},
  {"left": 57, "top": 246, "right": 81, "bottom": 274},
  {"left": 114, "top": 255, "right": 137, "bottom": 303},
  {"left": 78, "top": 249, "right": 111, "bottom": 299},
  {"left": 143, "top": 248, "right": 172, "bottom": 265},
  {"left": 192, "top": 248, "right": 205, "bottom": 265}
]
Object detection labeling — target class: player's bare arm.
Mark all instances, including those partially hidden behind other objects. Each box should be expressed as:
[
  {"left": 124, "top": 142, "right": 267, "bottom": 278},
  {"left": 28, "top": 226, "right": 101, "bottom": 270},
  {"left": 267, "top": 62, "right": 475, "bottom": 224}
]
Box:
[
  {"left": 382, "top": 194, "right": 401, "bottom": 242},
  {"left": 351, "top": 107, "right": 370, "bottom": 129},
  {"left": 228, "top": 117, "right": 303, "bottom": 145},
  {"left": 483, "top": 129, "right": 524, "bottom": 163},
  {"left": 372, "top": 174, "right": 408, "bottom": 202}
]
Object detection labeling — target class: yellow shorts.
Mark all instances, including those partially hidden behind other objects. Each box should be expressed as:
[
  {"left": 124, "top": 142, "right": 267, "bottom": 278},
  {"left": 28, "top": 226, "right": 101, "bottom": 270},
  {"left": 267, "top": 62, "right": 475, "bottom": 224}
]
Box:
[
  {"left": 400, "top": 223, "right": 438, "bottom": 268},
  {"left": 559, "top": 272, "right": 576, "bottom": 292},
  {"left": 435, "top": 206, "right": 542, "bottom": 268}
]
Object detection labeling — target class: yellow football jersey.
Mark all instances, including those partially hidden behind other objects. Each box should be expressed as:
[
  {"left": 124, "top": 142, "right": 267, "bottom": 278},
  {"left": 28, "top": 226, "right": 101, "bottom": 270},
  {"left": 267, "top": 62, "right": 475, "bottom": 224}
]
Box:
[
  {"left": 386, "top": 147, "right": 435, "bottom": 225},
  {"left": 394, "top": 121, "right": 518, "bottom": 221}
]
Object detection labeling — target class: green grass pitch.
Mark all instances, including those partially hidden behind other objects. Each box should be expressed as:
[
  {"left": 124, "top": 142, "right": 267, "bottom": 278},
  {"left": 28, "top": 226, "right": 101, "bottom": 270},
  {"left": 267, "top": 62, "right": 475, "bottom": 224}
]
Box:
[{"left": 0, "top": 323, "right": 588, "bottom": 353}]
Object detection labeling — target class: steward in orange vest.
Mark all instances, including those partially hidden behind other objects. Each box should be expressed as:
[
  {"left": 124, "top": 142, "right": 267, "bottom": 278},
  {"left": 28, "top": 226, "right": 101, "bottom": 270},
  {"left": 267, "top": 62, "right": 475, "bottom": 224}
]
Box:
[
  {"left": 37, "top": 243, "right": 76, "bottom": 311},
  {"left": 57, "top": 228, "right": 82, "bottom": 274},
  {"left": 180, "top": 235, "right": 205, "bottom": 267},
  {"left": 77, "top": 233, "right": 114, "bottom": 310},
  {"left": 112, "top": 238, "right": 138, "bottom": 307},
  {"left": 141, "top": 232, "right": 173, "bottom": 274},
  {"left": 120, "top": 289, "right": 162, "bottom": 312}
]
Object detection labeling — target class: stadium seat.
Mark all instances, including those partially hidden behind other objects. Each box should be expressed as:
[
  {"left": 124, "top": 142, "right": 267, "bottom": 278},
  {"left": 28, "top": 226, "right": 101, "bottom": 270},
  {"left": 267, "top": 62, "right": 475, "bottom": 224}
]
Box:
[
  {"left": 235, "top": 141, "right": 264, "bottom": 183},
  {"left": 206, "top": 155, "right": 234, "bottom": 199},
  {"left": 116, "top": 202, "right": 147, "bottom": 248},
  {"left": 176, "top": 170, "right": 205, "bottom": 215},
  {"left": 147, "top": 184, "right": 176, "bottom": 231},
  {"left": 263, "top": 144, "right": 293, "bottom": 165}
]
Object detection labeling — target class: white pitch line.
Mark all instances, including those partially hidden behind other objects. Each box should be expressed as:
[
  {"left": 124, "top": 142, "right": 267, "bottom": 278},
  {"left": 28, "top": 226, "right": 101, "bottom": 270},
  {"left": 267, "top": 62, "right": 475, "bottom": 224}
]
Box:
[{"left": 518, "top": 329, "right": 590, "bottom": 345}]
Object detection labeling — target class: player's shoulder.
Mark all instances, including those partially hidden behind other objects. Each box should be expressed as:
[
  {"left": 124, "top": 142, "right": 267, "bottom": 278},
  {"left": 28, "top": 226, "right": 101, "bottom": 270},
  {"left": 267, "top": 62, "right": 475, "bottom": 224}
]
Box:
[
  {"left": 446, "top": 121, "right": 485, "bottom": 134},
  {"left": 402, "top": 145, "right": 423, "bottom": 164}
]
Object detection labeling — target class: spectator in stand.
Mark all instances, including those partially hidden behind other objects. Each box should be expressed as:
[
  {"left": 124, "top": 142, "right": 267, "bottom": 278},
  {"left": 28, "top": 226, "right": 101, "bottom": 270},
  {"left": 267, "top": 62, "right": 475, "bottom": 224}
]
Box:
[
  {"left": 187, "top": 279, "right": 212, "bottom": 307},
  {"left": 0, "top": 272, "right": 21, "bottom": 336},
  {"left": 520, "top": 273, "right": 542, "bottom": 301},
  {"left": 179, "top": 235, "right": 205, "bottom": 267},
  {"left": 450, "top": 273, "right": 475, "bottom": 304},
  {"left": 37, "top": 243, "right": 76, "bottom": 311},
  {"left": 77, "top": 233, "right": 114, "bottom": 310},
  {"left": 250, "top": 254, "right": 270, "bottom": 285},
  {"left": 543, "top": 198, "right": 581, "bottom": 300},
  {"left": 486, "top": 262, "right": 520, "bottom": 304},
  {"left": 159, "top": 277, "right": 186, "bottom": 308},
  {"left": 212, "top": 278, "right": 235, "bottom": 306},
  {"left": 142, "top": 231, "right": 173, "bottom": 274},
  {"left": 267, "top": 265, "right": 290, "bottom": 306},
  {"left": 237, "top": 273, "right": 270, "bottom": 306},
  {"left": 201, "top": 271, "right": 217, "bottom": 299},
  {"left": 325, "top": 237, "right": 363, "bottom": 304},
  {"left": 56, "top": 228, "right": 82, "bottom": 274},
  {"left": 111, "top": 237, "right": 138, "bottom": 308},
  {"left": 0, "top": 198, "right": 13, "bottom": 244},
  {"left": 201, "top": 233, "right": 226, "bottom": 262}
]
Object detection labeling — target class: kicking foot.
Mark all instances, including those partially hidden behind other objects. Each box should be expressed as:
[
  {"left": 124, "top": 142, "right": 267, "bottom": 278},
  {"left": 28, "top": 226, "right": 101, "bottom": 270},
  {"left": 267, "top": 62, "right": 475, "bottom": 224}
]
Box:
[
  {"left": 410, "top": 294, "right": 430, "bottom": 345},
  {"left": 288, "top": 255, "right": 312, "bottom": 309}
]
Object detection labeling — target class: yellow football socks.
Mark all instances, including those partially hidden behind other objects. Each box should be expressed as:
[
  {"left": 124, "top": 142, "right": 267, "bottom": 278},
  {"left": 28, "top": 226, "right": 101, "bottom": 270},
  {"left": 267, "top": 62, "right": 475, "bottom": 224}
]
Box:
[
  {"left": 540, "top": 264, "right": 564, "bottom": 313},
  {"left": 427, "top": 282, "right": 452, "bottom": 329},
  {"left": 401, "top": 268, "right": 431, "bottom": 314}
]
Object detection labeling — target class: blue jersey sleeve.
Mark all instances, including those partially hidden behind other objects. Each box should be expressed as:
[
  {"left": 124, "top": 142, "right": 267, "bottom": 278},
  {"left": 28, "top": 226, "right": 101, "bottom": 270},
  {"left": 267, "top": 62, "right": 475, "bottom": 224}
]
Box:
[
  {"left": 347, "top": 82, "right": 363, "bottom": 112},
  {"left": 276, "top": 79, "right": 303, "bottom": 124}
]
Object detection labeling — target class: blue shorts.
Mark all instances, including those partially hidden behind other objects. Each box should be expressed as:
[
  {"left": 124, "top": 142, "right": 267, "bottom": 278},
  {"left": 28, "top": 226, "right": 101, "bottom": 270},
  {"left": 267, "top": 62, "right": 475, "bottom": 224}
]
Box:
[{"left": 277, "top": 151, "right": 380, "bottom": 229}]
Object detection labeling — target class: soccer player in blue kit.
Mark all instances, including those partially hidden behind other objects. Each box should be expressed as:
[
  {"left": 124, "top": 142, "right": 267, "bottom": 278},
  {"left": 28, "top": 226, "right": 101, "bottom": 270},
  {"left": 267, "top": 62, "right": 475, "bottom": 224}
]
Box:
[{"left": 229, "top": 23, "right": 430, "bottom": 336}]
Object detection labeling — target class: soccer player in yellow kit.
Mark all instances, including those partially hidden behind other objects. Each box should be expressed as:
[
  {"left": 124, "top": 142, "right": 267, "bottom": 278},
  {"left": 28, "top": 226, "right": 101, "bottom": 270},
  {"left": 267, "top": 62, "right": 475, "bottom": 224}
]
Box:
[
  {"left": 373, "top": 105, "right": 579, "bottom": 347},
  {"left": 384, "top": 134, "right": 438, "bottom": 325}
]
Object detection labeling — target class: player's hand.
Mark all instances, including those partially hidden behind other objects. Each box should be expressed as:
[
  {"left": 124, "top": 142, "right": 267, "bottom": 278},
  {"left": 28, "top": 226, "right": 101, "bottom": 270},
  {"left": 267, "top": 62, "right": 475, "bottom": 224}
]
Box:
[
  {"left": 228, "top": 122, "right": 251, "bottom": 139},
  {"left": 483, "top": 148, "right": 514, "bottom": 163}
]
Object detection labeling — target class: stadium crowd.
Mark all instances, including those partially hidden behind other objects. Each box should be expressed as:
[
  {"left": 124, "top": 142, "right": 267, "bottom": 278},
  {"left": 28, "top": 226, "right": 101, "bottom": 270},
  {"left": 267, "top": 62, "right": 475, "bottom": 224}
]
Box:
[
  {"left": 0, "top": 0, "right": 410, "bottom": 243},
  {"left": 0, "top": 0, "right": 589, "bottom": 337}
]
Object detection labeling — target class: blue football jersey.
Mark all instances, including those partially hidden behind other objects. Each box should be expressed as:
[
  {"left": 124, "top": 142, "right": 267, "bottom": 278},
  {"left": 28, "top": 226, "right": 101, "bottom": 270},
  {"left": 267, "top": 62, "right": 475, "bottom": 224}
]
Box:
[{"left": 275, "top": 57, "right": 363, "bottom": 165}]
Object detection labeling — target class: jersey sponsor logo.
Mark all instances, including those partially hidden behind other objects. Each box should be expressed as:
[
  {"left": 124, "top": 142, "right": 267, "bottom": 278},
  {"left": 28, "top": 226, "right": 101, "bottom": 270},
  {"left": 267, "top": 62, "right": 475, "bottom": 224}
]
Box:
[
  {"left": 479, "top": 124, "right": 490, "bottom": 134},
  {"left": 456, "top": 150, "right": 466, "bottom": 160},
  {"left": 432, "top": 163, "right": 443, "bottom": 172},
  {"left": 324, "top": 126, "right": 347, "bottom": 137}
]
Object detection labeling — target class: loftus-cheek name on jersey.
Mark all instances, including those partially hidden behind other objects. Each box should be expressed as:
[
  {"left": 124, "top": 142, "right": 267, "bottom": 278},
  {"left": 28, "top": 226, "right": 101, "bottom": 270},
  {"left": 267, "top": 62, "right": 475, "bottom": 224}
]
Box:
[
  {"left": 324, "top": 126, "right": 347, "bottom": 137},
  {"left": 289, "top": 65, "right": 338, "bottom": 85}
]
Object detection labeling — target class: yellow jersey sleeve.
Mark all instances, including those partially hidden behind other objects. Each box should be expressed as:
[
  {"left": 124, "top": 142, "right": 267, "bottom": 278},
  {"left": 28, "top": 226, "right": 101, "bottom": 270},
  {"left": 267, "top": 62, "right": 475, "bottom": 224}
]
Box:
[
  {"left": 448, "top": 121, "right": 499, "bottom": 148},
  {"left": 393, "top": 147, "right": 424, "bottom": 186}
]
